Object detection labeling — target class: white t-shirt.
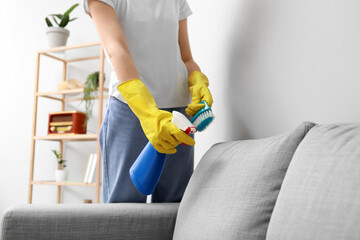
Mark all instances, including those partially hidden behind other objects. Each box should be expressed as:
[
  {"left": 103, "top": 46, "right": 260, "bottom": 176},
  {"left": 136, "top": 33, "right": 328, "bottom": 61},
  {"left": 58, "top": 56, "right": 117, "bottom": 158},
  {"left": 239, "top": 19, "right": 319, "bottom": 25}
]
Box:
[{"left": 83, "top": 0, "right": 193, "bottom": 108}]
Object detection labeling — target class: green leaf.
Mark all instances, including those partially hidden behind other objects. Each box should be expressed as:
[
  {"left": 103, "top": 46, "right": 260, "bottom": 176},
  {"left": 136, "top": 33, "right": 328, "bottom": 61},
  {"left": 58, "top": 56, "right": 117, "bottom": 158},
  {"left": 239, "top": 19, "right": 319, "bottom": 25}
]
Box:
[
  {"left": 52, "top": 149, "right": 60, "bottom": 159},
  {"left": 64, "top": 3, "right": 79, "bottom": 16},
  {"left": 59, "top": 14, "right": 69, "bottom": 28},
  {"left": 54, "top": 14, "right": 63, "bottom": 19},
  {"left": 69, "top": 17, "right": 78, "bottom": 22},
  {"left": 45, "top": 17, "right": 53, "bottom": 27},
  {"left": 83, "top": 71, "right": 105, "bottom": 121},
  {"left": 48, "top": 14, "right": 63, "bottom": 19},
  {"left": 52, "top": 16, "right": 59, "bottom": 27},
  {"left": 47, "top": 14, "right": 64, "bottom": 27}
]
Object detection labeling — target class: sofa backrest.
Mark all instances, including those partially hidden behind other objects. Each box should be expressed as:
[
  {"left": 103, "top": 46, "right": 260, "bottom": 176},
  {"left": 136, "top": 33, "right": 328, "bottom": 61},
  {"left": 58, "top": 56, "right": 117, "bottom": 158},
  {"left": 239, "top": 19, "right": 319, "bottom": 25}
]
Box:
[
  {"left": 173, "top": 122, "right": 315, "bottom": 240},
  {"left": 266, "top": 123, "right": 360, "bottom": 240}
]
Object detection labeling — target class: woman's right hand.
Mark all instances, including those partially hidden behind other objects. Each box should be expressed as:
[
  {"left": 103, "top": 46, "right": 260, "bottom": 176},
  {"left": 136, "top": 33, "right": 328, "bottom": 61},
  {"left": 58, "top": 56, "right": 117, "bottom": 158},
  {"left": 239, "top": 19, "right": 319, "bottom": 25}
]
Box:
[{"left": 117, "top": 79, "right": 195, "bottom": 154}]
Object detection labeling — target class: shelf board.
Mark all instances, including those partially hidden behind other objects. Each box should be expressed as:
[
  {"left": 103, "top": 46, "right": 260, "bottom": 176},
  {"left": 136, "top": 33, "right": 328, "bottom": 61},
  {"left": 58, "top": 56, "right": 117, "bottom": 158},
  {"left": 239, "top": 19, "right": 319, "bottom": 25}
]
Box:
[
  {"left": 37, "top": 87, "right": 109, "bottom": 96},
  {"left": 32, "top": 180, "right": 98, "bottom": 187},
  {"left": 38, "top": 41, "right": 102, "bottom": 63},
  {"left": 36, "top": 88, "right": 109, "bottom": 101},
  {"left": 34, "top": 134, "right": 98, "bottom": 141},
  {"left": 39, "top": 41, "right": 101, "bottom": 54},
  {"left": 38, "top": 88, "right": 85, "bottom": 96}
]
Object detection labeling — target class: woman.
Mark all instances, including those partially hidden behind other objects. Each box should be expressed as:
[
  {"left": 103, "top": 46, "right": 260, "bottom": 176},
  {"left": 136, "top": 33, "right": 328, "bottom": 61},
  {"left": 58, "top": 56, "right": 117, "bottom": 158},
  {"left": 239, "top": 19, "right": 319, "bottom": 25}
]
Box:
[{"left": 83, "top": 0, "right": 213, "bottom": 203}]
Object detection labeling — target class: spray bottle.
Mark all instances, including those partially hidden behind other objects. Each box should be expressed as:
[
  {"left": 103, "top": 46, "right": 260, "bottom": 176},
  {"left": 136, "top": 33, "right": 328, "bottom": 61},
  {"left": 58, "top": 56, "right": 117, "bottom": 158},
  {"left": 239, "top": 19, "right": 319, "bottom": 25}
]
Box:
[{"left": 129, "top": 111, "right": 197, "bottom": 195}]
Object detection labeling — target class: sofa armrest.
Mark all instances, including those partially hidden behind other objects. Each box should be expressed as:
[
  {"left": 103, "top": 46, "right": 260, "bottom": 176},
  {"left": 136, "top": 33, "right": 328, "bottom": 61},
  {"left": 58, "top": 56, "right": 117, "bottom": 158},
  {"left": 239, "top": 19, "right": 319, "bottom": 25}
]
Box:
[{"left": 1, "top": 202, "right": 179, "bottom": 240}]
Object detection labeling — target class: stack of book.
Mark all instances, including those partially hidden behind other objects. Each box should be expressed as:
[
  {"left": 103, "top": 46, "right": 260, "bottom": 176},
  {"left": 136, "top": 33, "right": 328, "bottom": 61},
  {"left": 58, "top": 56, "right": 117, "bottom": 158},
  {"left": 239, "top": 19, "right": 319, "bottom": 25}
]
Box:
[{"left": 83, "top": 153, "right": 97, "bottom": 183}]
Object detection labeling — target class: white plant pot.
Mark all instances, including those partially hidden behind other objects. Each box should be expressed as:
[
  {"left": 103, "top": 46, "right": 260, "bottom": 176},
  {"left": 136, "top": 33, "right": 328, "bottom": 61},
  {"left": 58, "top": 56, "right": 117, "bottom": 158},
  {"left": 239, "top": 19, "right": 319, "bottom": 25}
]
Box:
[
  {"left": 55, "top": 169, "right": 68, "bottom": 182},
  {"left": 46, "top": 27, "right": 70, "bottom": 53}
]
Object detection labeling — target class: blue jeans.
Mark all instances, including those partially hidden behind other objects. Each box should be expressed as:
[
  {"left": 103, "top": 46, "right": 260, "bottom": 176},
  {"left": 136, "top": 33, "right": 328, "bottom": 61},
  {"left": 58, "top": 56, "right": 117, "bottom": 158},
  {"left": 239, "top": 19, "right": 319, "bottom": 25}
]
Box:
[{"left": 99, "top": 96, "right": 194, "bottom": 203}]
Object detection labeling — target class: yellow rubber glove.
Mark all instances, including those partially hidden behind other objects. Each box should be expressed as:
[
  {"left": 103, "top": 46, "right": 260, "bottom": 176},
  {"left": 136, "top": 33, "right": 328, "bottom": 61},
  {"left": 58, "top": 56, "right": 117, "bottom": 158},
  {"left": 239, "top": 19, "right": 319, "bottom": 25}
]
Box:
[
  {"left": 117, "top": 79, "right": 195, "bottom": 154},
  {"left": 186, "top": 71, "right": 214, "bottom": 117}
]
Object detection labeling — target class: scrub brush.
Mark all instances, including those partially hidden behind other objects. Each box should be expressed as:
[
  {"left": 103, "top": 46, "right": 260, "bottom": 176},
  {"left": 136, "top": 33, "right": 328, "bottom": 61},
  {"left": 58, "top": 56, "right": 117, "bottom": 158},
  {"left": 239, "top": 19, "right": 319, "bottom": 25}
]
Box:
[{"left": 191, "top": 100, "right": 214, "bottom": 131}]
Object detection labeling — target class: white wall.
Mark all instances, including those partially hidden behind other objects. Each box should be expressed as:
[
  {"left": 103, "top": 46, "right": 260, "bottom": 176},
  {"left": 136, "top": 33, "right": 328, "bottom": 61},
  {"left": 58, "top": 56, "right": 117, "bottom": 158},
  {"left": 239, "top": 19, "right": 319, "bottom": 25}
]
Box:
[
  {"left": 1, "top": 0, "right": 360, "bottom": 215},
  {"left": 189, "top": 0, "right": 360, "bottom": 151},
  {"left": 228, "top": 0, "right": 360, "bottom": 138}
]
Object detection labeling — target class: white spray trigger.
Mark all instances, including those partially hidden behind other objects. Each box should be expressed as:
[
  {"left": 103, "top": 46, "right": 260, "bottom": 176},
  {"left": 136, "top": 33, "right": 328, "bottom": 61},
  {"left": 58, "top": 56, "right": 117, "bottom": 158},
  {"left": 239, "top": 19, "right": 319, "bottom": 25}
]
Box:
[{"left": 171, "top": 111, "right": 197, "bottom": 134}]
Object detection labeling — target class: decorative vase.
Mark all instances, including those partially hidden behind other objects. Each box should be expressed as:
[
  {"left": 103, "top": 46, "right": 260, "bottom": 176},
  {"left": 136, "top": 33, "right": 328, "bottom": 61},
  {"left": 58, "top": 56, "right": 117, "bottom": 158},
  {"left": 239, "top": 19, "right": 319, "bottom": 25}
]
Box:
[
  {"left": 46, "top": 27, "right": 70, "bottom": 53},
  {"left": 55, "top": 169, "right": 68, "bottom": 182}
]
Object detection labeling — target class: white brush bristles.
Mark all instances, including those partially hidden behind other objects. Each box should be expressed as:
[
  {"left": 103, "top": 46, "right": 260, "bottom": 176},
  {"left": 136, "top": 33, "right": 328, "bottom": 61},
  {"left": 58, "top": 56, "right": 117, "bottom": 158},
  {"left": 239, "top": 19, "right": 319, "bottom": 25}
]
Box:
[{"left": 192, "top": 110, "right": 214, "bottom": 128}]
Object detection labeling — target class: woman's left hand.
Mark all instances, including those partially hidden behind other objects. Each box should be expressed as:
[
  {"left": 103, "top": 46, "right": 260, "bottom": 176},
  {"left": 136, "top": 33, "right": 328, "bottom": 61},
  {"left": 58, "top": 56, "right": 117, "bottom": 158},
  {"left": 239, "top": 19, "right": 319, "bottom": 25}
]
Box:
[{"left": 186, "top": 71, "right": 213, "bottom": 117}]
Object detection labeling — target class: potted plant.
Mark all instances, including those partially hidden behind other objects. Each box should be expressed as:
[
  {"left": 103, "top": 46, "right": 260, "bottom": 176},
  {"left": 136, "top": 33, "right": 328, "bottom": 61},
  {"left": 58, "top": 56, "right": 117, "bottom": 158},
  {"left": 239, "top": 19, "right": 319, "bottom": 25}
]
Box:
[
  {"left": 52, "top": 149, "right": 68, "bottom": 182},
  {"left": 83, "top": 71, "right": 106, "bottom": 123},
  {"left": 45, "top": 3, "right": 79, "bottom": 51}
]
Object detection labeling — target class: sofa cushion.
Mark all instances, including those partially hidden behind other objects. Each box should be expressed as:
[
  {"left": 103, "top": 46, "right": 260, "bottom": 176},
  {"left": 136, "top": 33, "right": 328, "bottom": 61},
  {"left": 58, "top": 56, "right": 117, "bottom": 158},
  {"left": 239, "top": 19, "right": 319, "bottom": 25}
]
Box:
[
  {"left": 173, "top": 122, "right": 315, "bottom": 240},
  {"left": 266, "top": 124, "right": 360, "bottom": 240},
  {"left": 1, "top": 203, "right": 179, "bottom": 240}
]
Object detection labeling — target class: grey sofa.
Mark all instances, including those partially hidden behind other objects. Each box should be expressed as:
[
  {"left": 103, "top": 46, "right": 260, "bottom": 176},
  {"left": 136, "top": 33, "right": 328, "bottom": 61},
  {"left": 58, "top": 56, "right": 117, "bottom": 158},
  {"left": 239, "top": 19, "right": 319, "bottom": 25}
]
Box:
[{"left": 2, "top": 122, "right": 360, "bottom": 240}]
